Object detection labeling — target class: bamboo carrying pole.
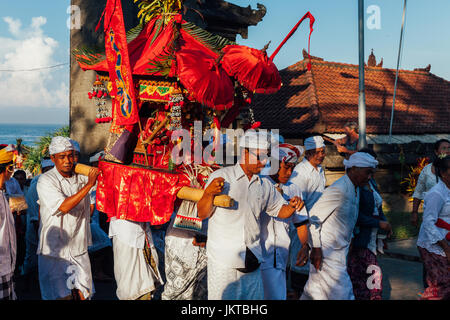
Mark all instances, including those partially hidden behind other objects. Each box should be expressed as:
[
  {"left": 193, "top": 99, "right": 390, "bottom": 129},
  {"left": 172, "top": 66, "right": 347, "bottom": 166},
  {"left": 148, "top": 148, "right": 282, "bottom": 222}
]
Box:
[
  {"left": 177, "top": 186, "right": 234, "bottom": 208},
  {"left": 74, "top": 164, "right": 234, "bottom": 208}
]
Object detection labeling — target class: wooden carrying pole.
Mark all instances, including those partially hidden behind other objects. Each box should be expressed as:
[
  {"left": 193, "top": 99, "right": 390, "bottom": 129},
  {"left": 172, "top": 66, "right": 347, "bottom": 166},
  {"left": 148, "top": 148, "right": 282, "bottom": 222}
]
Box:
[{"left": 74, "top": 164, "right": 234, "bottom": 208}]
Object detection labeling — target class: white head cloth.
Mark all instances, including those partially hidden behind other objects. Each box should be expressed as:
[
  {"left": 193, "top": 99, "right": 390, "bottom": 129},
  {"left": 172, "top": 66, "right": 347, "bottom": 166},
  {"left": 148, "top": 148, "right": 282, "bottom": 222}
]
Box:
[
  {"left": 239, "top": 130, "right": 271, "bottom": 150},
  {"left": 273, "top": 143, "right": 304, "bottom": 163},
  {"left": 304, "top": 136, "right": 325, "bottom": 151},
  {"left": 89, "top": 151, "right": 105, "bottom": 163},
  {"left": 41, "top": 159, "right": 54, "bottom": 168},
  {"left": 343, "top": 152, "right": 378, "bottom": 169},
  {"left": 70, "top": 139, "right": 81, "bottom": 153},
  {"left": 49, "top": 136, "right": 74, "bottom": 155}
]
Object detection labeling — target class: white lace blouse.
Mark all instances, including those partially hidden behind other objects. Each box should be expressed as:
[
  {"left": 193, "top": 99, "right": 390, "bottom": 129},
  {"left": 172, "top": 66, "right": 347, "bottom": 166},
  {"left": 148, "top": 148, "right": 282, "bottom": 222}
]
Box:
[
  {"left": 417, "top": 180, "right": 450, "bottom": 256},
  {"left": 412, "top": 164, "right": 439, "bottom": 200}
]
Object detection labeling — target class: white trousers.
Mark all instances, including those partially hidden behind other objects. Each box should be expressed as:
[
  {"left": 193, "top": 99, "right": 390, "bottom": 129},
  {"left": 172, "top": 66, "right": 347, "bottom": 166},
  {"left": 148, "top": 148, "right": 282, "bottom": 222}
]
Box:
[{"left": 207, "top": 257, "right": 264, "bottom": 300}]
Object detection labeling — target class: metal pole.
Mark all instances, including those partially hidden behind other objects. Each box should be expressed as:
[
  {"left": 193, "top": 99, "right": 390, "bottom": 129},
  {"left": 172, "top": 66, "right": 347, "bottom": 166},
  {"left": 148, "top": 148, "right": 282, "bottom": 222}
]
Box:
[
  {"left": 388, "top": 0, "right": 407, "bottom": 144},
  {"left": 358, "top": 0, "right": 367, "bottom": 150}
]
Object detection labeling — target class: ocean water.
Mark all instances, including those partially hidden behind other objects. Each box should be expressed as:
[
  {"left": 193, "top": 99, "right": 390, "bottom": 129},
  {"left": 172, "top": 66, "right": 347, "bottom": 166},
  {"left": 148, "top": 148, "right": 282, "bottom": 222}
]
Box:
[{"left": 0, "top": 123, "right": 66, "bottom": 146}]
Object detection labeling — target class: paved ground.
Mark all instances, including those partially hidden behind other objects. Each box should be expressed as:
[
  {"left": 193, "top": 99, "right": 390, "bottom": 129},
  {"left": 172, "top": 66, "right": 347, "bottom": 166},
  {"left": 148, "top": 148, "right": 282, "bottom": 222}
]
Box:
[
  {"left": 379, "top": 255, "right": 423, "bottom": 300},
  {"left": 15, "top": 237, "right": 425, "bottom": 300}
]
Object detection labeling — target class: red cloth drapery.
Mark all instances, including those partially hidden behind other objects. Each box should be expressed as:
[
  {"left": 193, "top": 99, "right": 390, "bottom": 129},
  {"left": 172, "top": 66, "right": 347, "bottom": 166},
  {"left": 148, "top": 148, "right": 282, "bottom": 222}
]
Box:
[
  {"left": 220, "top": 45, "right": 281, "bottom": 94},
  {"left": 435, "top": 218, "right": 450, "bottom": 241},
  {"left": 96, "top": 161, "right": 190, "bottom": 224},
  {"left": 176, "top": 48, "right": 234, "bottom": 111},
  {"left": 103, "top": 0, "right": 139, "bottom": 126}
]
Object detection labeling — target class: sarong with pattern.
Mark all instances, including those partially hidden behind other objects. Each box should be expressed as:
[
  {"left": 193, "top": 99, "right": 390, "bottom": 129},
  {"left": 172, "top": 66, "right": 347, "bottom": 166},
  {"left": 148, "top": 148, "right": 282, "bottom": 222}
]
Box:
[
  {"left": 347, "top": 247, "right": 382, "bottom": 300},
  {"left": 418, "top": 246, "right": 450, "bottom": 300}
]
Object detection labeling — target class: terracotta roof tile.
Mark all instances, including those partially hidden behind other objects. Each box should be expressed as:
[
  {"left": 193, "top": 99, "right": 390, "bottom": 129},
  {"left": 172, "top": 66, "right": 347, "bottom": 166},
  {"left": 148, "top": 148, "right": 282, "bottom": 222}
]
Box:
[{"left": 251, "top": 56, "right": 450, "bottom": 135}]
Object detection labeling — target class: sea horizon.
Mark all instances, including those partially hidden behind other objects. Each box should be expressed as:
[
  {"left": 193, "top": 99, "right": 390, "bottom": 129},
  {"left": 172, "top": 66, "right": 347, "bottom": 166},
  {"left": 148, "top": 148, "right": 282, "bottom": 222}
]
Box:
[{"left": 0, "top": 123, "right": 69, "bottom": 146}]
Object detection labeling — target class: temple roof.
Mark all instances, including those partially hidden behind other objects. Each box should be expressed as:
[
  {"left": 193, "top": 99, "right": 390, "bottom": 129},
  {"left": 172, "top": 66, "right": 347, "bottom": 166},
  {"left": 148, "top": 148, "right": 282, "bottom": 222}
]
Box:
[{"left": 251, "top": 50, "right": 450, "bottom": 136}]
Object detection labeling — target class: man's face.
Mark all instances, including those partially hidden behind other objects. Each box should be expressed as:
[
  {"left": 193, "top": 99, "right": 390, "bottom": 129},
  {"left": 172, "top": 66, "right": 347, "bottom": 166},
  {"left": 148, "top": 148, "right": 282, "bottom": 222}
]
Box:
[
  {"left": 243, "top": 148, "right": 269, "bottom": 175},
  {"left": 351, "top": 167, "right": 376, "bottom": 187},
  {"left": 277, "top": 161, "right": 295, "bottom": 185},
  {"left": 308, "top": 147, "right": 326, "bottom": 166},
  {"left": 51, "top": 151, "right": 74, "bottom": 176}
]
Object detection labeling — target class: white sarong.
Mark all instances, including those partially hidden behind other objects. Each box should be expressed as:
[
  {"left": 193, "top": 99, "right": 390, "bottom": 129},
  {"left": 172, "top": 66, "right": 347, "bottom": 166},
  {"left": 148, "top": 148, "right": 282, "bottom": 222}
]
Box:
[
  {"left": 207, "top": 257, "right": 263, "bottom": 300},
  {"left": 261, "top": 268, "right": 286, "bottom": 300},
  {"left": 112, "top": 236, "right": 161, "bottom": 300},
  {"left": 38, "top": 252, "right": 94, "bottom": 300}
]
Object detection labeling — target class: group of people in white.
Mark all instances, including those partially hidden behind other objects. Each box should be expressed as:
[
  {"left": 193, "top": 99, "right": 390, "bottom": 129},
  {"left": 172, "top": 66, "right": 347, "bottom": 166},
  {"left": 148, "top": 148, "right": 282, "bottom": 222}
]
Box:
[{"left": 1, "top": 133, "right": 449, "bottom": 300}]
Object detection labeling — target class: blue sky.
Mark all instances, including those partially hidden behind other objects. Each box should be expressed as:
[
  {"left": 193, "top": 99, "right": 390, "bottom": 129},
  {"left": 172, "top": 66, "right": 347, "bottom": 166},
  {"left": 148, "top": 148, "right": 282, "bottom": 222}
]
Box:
[{"left": 0, "top": 0, "right": 448, "bottom": 124}]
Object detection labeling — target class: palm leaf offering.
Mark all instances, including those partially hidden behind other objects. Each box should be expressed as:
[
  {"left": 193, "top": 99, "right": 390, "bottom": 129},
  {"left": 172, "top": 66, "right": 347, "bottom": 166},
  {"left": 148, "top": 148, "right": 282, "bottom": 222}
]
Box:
[{"left": 135, "top": 0, "right": 183, "bottom": 25}]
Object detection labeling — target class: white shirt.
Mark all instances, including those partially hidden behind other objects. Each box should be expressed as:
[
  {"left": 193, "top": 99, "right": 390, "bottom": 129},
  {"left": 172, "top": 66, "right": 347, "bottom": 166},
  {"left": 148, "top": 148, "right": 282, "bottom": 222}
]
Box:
[
  {"left": 108, "top": 217, "right": 149, "bottom": 249},
  {"left": 412, "top": 163, "right": 438, "bottom": 200},
  {"left": 36, "top": 167, "right": 92, "bottom": 259},
  {"left": 417, "top": 180, "right": 450, "bottom": 256},
  {"left": 205, "top": 163, "right": 287, "bottom": 269},
  {"left": 308, "top": 174, "right": 359, "bottom": 250},
  {"left": 0, "top": 190, "right": 16, "bottom": 276},
  {"left": 260, "top": 179, "right": 308, "bottom": 271},
  {"left": 290, "top": 158, "right": 326, "bottom": 212}
]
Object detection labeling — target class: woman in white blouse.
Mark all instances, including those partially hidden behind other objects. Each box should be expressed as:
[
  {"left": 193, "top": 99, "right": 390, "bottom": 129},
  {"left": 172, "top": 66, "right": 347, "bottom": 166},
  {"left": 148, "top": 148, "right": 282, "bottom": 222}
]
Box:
[
  {"left": 417, "top": 155, "right": 450, "bottom": 300},
  {"left": 411, "top": 139, "right": 450, "bottom": 226}
]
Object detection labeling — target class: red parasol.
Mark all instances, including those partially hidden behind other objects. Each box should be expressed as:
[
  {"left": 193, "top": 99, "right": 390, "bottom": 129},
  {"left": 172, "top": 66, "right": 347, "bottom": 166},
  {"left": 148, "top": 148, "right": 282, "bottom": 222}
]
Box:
[
  {"left": 220, "top": 45, "right": 281, "bottom": 94},
  {"left": 176, "top": 49, "right": 234, "bottom": 111}
]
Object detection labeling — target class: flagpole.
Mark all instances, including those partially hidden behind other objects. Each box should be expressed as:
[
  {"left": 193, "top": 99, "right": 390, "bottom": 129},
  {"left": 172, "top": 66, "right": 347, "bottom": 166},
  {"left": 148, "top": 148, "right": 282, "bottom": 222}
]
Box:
[
  {"left": 357, "top": 0, "right": 367, "bottom": 150},
  {"left": 388, "top": 0, "right": 407, "bottom": 144}
]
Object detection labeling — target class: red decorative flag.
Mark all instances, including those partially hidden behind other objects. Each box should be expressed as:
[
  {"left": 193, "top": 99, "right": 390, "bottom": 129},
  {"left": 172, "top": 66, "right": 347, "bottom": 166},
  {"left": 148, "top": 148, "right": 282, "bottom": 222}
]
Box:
[{"left": 102, "top": 0, "right": 139, "bottom": 126}]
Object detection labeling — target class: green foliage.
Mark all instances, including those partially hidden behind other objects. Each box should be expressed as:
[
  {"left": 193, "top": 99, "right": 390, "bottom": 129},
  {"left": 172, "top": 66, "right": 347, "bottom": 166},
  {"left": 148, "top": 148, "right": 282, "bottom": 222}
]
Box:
[
  {"left": 181, "top": 21, "right": 235, "bottom": 53},
  {"left": 23, "top": 126, "right": 70, "bottom": 176},
  {"left": 384, "top": 211, "right": 421, "bottom": 240}
]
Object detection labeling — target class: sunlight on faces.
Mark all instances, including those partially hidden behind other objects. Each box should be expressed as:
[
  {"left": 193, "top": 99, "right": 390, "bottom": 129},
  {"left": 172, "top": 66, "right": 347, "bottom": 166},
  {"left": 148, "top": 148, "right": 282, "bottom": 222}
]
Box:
[
  {"left": 306, "top": 147, "right": 326, "bottom": 167},
  {"left": 276, "top": 161, "right": 295, "bottom": 185},
  {"left": 51, "top": 151, "right": 74, "bottom": 176},
  {"left": 242, "top": 148, "right": 270, "bottom": 175}
]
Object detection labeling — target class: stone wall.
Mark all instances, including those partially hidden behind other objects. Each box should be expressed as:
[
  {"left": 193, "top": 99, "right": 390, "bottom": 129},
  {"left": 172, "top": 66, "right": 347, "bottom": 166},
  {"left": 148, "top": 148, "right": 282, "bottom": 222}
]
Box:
[{"left": 70, "top": 0, "right": 140, "bottom": 163}]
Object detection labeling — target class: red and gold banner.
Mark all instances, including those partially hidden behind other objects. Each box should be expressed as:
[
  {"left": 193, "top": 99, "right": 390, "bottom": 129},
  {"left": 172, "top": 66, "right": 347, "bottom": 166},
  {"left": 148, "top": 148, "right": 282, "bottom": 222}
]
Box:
[
  {"left": 103, "top": 0, "right": 139, "bottom": 126},
  {"left": 96, "top": 161, "right": 190, "bottom": 225}
]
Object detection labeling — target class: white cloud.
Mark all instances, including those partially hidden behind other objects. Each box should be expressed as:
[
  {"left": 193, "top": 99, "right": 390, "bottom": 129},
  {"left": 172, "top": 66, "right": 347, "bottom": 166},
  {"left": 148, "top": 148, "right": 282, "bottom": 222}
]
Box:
[{"left": 0, "top": 16, "right": 69, "bottom": 109}]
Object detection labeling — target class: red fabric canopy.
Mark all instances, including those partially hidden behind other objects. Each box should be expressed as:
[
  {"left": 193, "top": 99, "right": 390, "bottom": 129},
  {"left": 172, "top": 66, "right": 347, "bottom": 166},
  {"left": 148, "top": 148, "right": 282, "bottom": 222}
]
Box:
[
  {"left": 220, "top": 45, "right": 281, "bottom": 94},
  {"left": 176, "top": 48, "right": 234, "bottom": 111}
]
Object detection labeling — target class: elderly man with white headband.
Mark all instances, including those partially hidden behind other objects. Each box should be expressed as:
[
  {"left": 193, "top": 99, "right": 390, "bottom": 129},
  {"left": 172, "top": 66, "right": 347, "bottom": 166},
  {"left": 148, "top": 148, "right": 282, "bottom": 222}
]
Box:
[
  {"left": 22, "top": 159, "right": 54, "bottom": 283},
  {"left": 288, "top": 136, "right": 327, "bottom": 295},
  {"left": 36, "top": 136, "right": 99, "bottom": 300},
  {"left": 197, "top": 130, "right": 304, "bottom": 300},
  {"left": 260, "top": 142, "right": 310, "bottom": 300},
  {"left": 300, "top": 152, "right": 378, "bottom": 300}
]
